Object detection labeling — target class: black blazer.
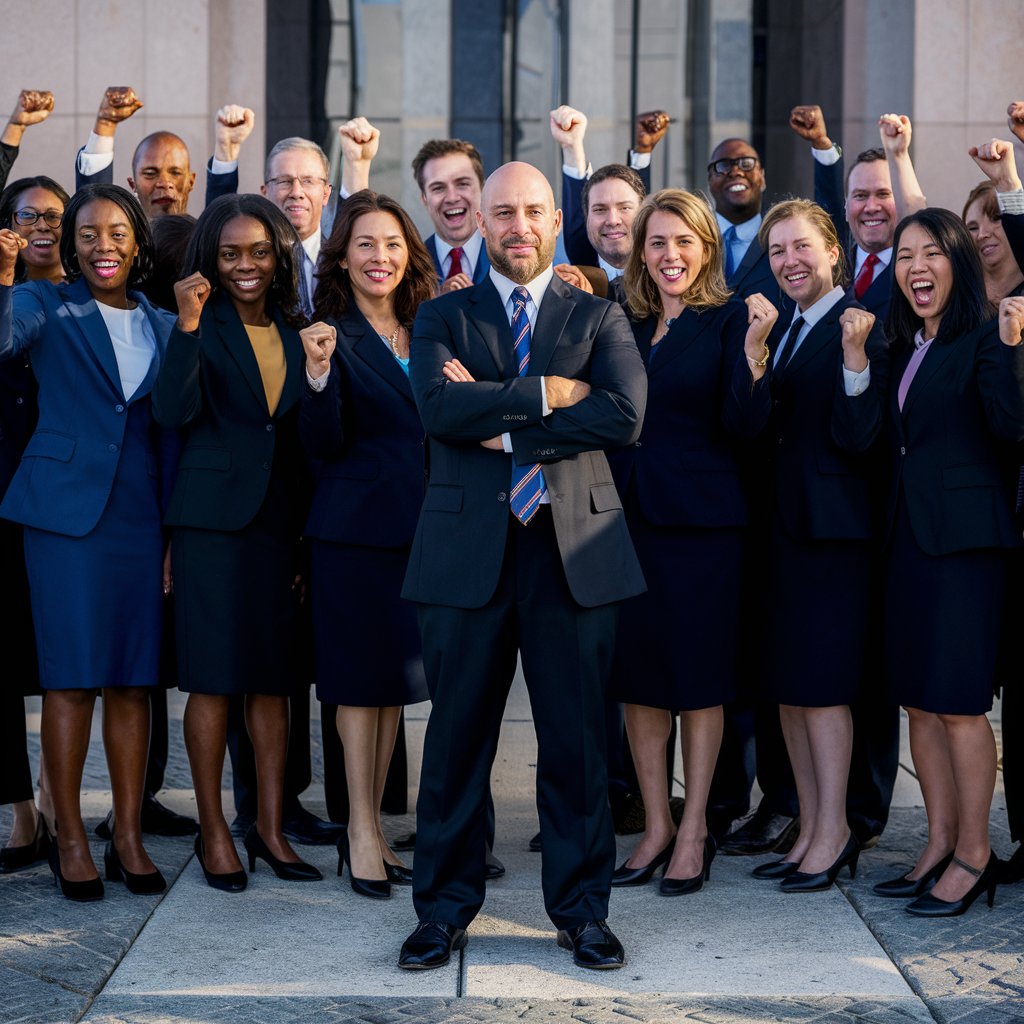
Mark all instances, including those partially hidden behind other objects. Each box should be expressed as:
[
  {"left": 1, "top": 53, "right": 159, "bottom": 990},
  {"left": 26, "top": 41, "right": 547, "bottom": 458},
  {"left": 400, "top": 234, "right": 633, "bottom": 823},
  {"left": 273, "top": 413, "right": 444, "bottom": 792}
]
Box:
[
  {"left": 885, "top": 318, "right": 1024, "bottom": 555},
  {"left": 609, "top": 302, "right": 750, "bottom": 528},
  {"left": 728, "top": 234, "right": 783, "bottom": 306},
  {"left": 299, "top": 306, "right": 425, "bottom": 547},
  {"left": 744, "top": 292, "right": 889, "bottom": 541},
  {"left": 402, "top": 274, "right": 647, "bottom": 609},
  {"left": 152, "top": 291, "right": 306, "bottom": 532}
]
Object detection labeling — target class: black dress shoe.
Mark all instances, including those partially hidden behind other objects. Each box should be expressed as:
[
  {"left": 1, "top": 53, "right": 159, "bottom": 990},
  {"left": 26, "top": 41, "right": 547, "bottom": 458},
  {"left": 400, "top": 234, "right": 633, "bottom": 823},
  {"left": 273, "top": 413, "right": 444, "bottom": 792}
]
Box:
[
  {"left": 906, "top": 853, "right": 999, "bottom": 917},
  {"left": 719, "top": 805, "right": 799, "bottom": 856},
  {"left": 780, "top": 833, "right": 860, "bottom": 893},
  {"left": 528, "top": 831, "right": 542, "bottom": 852},
  {"left": 141, "top": 796, "right": 199, "bottom": 837},
  {"left": 611, "top": 837, "right": 675, "bottom": 887},
  {"left": 485, "top": 849, "right": 505, "bottom": 880},
  {"left": 337, "top": 831, "right": 390, "bottom": 899},
  {"left": 999, "top": 845, "right": 1024, "bottom": 884},
  {"left": 398, "top": 921, "right": 467, "bottom": 969},
  {"left": 0, "top": 814, "right": 51, "bottom": 873},
  {"left": 660, "top": 835, "right": 716, "bottom": 896},
  {"left": 751, "top": 858, "right": 799, "bottom": 879},
  {"left": 94, "top": 812, "right": 113, "bottom": 841},
  {"left": 873, "top": 852, "right": 953, "bottom": 898},
  {"left": 392, "top": 831, "right": 416, "bottom": 851},
  {"left": 556, "top": 920, "right": 625, "bottom": 970},
  {"left": 104, "top": 840, "right": 167, "bottom": 895},
  {"left": 282, "top": 805, "right": 346, "bottom": 846},
  {"left": 49, "top": 842, "right": 104, "bottom": 902},
  {"left": 194, "top": 834, "right": 247, "bottom": 893},
  {"left": 244, "top": 826, "right": 322, "bottom": 881},
  {"left": 384, "top": 860, "right": 413, "bottom": 885}
]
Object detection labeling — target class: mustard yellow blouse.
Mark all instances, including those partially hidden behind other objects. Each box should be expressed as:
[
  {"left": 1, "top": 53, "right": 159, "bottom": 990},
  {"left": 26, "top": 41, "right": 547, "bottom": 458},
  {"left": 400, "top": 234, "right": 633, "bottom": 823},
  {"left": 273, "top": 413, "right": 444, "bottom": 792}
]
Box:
[{"left": 244, "top": 323, "right": 286, "bottom": 415}]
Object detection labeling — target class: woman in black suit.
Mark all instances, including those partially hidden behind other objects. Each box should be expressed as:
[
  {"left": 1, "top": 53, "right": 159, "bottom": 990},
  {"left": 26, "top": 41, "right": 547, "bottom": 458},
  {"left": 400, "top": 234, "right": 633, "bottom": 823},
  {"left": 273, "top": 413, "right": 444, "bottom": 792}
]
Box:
[
  {"left": 608, "top": 188, "right": 776, "bottom": 895},
  {"left": 153, "top": 194, "right": 320, "bottom": 891},
  {"left": 299, "top": 190, "right": 436, "bottom": 897},
  {"left": 747, "top": 199, "right": 887, "bottom": 893},
  {"left": 875, "top": 208, "right": 1024, "bottom": 916}
]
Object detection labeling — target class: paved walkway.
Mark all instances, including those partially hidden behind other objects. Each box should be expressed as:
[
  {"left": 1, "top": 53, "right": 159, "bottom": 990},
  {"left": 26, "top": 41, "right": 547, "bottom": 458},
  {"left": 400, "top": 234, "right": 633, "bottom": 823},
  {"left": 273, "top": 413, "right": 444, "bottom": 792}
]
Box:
[{"left": 1, "top": 678, "right": 1021, "bottom": 1024}]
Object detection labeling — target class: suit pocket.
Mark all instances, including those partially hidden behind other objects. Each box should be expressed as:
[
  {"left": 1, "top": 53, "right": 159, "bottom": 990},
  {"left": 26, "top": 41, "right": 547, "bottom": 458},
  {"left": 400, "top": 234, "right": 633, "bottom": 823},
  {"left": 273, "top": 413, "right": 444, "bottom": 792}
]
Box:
[
  {"left": 322, "top": 458, "right": 380, "bottom": 481},
  {"left": 423, "top": 484, "right": 463, "bottom": 512},
  {"left": 943, "top": 464, "right": 1001, "bottom": 489},
  {"left": 590, "top": 482, "right": 623, "bottom": 513},
  {"left": 178, "top": 446, "right": 231, "bottom": 471},
  {"left": 22, "top": 431, "right": 75, "bottom": 462}
]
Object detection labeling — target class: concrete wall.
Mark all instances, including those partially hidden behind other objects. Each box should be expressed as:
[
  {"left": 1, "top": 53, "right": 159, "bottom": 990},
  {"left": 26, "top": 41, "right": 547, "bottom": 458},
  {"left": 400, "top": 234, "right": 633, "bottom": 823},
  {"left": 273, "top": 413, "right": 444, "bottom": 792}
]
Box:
[{"left": 2, "top": 0, "right": 267, "bottom": 207}]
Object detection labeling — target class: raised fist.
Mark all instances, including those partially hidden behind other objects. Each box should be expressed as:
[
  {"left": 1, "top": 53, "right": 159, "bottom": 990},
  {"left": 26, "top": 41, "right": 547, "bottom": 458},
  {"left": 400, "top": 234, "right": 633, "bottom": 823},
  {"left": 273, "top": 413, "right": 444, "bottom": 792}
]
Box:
[
  {"left": 9, "top": 90, "right": 55, "bottom": 127},
  {"left": 634, "top": 110, "right": 669, "bottom": 154},
  {"left": 968, "top": 138, "right": 1021, "bottom": 192},
  {"left": 0, "top": 229, "right": 27, "bottom": 284},
  {"left": 999, "top": 296, "right": 1024, "bottom": 347},
  {"left": 173, "top": 272, "right": 211, "bottom": 333},
  {"left": 878, "top": 114, "right": 912, "bottom": 157},
  {"left": 549, "top": 105, "right": 587, "bottom": 148},
  {"left": 299, "top": 321, "right": 337, "bottom": 378},
  {"left": 338, "top": 117, "right": 380, "bottom": 164},
  {"left": 1007, "top": 101, "right": 1024, "bottom": 145},
  {"left": 839, "top": 306, "right": 875, "bottom": 350},
  {"left": 789, "top": 105, "right": 831, "bottom": 149},
  {"left": 97, "top": 87, "right": 143, "bottom": 126},
  {"left": 216, "top": 105, "right": 255, "bottom": 146}
]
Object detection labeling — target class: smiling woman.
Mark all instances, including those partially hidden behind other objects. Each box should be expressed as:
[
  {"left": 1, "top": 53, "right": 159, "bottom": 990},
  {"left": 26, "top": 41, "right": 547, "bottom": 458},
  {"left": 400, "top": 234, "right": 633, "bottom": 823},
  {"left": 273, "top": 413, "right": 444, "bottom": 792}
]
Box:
[{"left": 0, "top": 176, "right": 70, "bottom": 284}]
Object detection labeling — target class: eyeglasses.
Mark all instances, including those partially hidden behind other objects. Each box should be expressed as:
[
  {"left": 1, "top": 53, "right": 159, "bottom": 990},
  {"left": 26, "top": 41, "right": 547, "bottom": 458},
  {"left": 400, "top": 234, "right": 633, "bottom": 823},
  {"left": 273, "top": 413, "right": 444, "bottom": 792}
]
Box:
[
  {"left": 13, "top": 208, "right": 63, "bottom": 228},
  {"left": 707, "top": 156, "right": 759, "bottom": 177},
  {"left": 265, "top": 175, "right": 328, "bottom": 192}
]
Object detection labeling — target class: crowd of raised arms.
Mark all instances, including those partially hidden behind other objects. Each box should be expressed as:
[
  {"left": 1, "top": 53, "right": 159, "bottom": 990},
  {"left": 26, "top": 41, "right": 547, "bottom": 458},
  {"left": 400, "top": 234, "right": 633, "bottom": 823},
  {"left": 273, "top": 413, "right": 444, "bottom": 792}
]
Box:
[{"left": 0, "top": 84, "right": 1022, "bottom": 972}]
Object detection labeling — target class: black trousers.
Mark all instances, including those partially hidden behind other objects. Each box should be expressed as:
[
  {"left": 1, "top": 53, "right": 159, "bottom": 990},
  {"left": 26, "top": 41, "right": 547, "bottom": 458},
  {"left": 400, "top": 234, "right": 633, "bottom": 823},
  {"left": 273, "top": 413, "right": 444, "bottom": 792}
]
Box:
[
  {"left": 412, "top": 509, "right": 617, "bottom": 930},
  {"left": 0, "top": 692, "right": 34, "bottom": 806}
]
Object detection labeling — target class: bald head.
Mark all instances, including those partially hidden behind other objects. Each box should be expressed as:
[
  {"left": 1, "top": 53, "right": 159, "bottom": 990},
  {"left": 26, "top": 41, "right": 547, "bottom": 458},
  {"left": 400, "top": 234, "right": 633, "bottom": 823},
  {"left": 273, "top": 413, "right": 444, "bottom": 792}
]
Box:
[
  {"left": 477, "top": 161, "right": 562, "bottom": 284},
  {"left": 128, "top": 132, "right": 196, "bottom": 219}
]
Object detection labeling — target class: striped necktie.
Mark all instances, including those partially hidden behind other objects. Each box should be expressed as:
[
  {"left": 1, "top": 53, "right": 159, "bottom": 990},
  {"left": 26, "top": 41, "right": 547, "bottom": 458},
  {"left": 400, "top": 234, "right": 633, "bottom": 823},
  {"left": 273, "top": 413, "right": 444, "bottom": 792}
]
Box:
[{"left": 508, "top": 286, "right": 546, "bottom": 524}]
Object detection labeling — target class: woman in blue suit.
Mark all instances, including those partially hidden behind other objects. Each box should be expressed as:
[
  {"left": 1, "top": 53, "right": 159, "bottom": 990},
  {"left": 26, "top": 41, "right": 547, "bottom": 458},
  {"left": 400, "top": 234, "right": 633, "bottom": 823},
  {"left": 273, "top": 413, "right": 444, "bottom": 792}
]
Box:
[
  {"left": 0, "top": 184, "right": 175, "bottom": 900},
  {"left": 299, "top": 190, "right": 436, "bottom": 897},
  {"left": 608, "top": 189, "right": 776, "bottom": 895}
]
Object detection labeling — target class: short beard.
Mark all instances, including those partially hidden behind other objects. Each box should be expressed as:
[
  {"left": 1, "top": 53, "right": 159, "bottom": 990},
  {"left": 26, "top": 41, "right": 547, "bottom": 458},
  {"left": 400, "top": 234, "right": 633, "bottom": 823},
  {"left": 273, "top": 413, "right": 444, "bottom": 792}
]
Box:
[{"left": 486, "top": 234, "right": 556, "bottom": 284}]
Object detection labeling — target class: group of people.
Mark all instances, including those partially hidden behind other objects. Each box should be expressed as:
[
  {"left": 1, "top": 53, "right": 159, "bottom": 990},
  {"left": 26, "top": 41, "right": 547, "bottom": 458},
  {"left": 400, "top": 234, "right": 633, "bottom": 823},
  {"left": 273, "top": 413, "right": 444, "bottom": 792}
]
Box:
[{"left": 0, "top": 82, "right": 1022, "bottom": 973}]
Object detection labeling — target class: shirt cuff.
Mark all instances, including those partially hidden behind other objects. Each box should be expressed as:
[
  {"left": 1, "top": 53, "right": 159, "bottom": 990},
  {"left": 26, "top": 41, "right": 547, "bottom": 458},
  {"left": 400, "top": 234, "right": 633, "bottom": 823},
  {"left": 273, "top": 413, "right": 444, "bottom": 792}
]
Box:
[
  {"left": 540, "top": 376, "right": 551, "bottom": 416},
  {"left": 996, "top": 188, "right": 1024, "bottom": 214},
  {"left": 78, "top": 132, "right": 114, "bottom": 175},
  {"left": 306, "top": 365, "right": 330, "bottom": 390},
  {"left": 812, "top": 145, "right": 842, "bottom": 166},
  {"left": 629, "top": 150, "right": 651, "bottom": 170},
  {"left": 843, "top": 363, "right": 870, "bottom": 396},
  {"left": 502, "top": 432, "right": 513, "bottom": 453},
  {"left": 562, "top": 162, "right": 591, "bottom": 181},
  {"left": 210, "top": 156, "right": 238, "bottom": 175}
]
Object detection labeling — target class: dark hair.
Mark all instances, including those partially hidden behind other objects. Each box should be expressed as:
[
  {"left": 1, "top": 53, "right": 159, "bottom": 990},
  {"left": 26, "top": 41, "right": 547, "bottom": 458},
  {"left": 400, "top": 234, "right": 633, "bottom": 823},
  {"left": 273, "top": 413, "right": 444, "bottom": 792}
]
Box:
[
  {"left": 182, "top": 193, "right": 303, "bottom": 327},
  {"left": 886, "top": 208, "right": 993, "bottom": 349},
  {"left": 581, "top": 163, "right": 646, "bottom": 215},
  {"left": 137, "top": 214, "right": 197, "bottom": 313},
  {"left": 412, "top": 139, "right": 485, "bottom": 192},
  {"left": 314, "top": 190, "right": 437, "bottom": 324},
  {"left": 0, "top": 175, "right": 71, "bottom": 282},
  {"left": 845, "top": 148, "right": 886, "bottom": 192},
  {"left": 961, "top": 181, "right": 1000, "bottom": 224},
  {"left": 60, "top": 183, "right": 155, "bottom": 286}
]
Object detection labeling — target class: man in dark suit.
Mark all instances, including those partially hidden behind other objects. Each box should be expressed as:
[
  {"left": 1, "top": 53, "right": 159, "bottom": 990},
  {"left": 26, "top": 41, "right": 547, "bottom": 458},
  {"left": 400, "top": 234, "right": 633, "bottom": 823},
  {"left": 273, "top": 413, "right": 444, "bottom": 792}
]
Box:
[
  {"left": 398, "top": 161, "right": 647, "bottom": 972},
  {"left": 411, "top": 138, "right": 490, "bottom": 293}
]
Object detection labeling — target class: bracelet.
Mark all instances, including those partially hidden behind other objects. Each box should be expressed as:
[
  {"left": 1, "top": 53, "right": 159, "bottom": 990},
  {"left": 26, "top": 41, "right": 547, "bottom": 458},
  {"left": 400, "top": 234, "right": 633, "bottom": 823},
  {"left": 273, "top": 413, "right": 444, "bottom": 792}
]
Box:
[{"left": 748, "top": 344, "right": 770, "bottom": 368}]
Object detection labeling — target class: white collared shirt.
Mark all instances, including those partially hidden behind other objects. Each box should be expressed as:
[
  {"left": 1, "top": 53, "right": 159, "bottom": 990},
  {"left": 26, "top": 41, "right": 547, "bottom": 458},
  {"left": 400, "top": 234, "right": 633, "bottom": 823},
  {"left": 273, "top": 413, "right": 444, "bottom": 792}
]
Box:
[
  {"left": 854, "top": 245, "right": 892, "bottom": 280},
  {"left": 435, "top": 231, "right": 484, "bottom": 281},
  {"left": 716, "top": 211, "right": 762, "bottom": 271}
]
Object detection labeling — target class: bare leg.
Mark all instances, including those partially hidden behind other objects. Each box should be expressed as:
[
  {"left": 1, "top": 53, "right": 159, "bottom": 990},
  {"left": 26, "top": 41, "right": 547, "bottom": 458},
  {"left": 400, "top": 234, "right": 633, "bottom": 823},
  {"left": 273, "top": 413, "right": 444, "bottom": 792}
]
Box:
[
  {"left": 42, "top": 689, "right": 98, "bottom": 882},
  {"left": 184, "top": 693, "right": 242, "bottom": 875},
  {"left": 930, "top": 712, "right": 996, "bottom": 901},
  {"left": 337, "top": 705, "right": 387, "bottom": 880},
  {"left": 369, "top": 706, "right": 405, "bottom": 867},
  {"left": 797, "top": 705, "right": 853, "bottom": 873},
  {"left": 102, "top": 686, "right": 156, "bottom": 875},
  {"left": 622, "top": 703, "right": 676, "bottom": 867},
  {"left": 905, "top": 707, "right": 958, "bottom": 878},
  {"left": 665, "top": 705, "right": 722, "bottom": 879},
  {"left": 37, "top": 746, "right": 54, "bottom": 832},
  {"left": 779, "top": 705, "right": 815, "bottom": 864},
  {"left": 246, "top": 693, "right": 301, "bottom": 863}
]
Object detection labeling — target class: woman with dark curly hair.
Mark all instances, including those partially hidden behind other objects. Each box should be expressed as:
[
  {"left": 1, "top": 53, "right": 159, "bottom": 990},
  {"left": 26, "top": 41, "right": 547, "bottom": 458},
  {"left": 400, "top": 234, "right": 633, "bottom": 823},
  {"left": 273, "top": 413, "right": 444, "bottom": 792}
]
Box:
[
  {"left": 153, "top": 193, "right": 320, "bottom": 892},
  {"left": 299, "top": 190, "right": 436, "bottom": 897},
  {"left": 0, "top": 175, "right": 69, "bottom": 286},
  {"left": 0, "top": 183, "right": 176, "bottom": 901}
]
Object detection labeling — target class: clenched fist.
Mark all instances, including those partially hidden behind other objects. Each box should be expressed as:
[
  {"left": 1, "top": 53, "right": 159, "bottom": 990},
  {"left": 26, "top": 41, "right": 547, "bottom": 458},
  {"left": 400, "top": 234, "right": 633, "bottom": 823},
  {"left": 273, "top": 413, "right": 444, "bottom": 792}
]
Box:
[
  {"left": 634, "top": 110, "right": 669, "bottom": 154},
  {"left": 9, "top": 90, "right": 55, "bottom": 127},
  {"left": 789, "top": 105, "right": 832, "bottom": 150},
  {"left": 878, "top": 114, "right": 912, "bottom": 157},
  {"left": 300, "top": 321, "right": 337, "bottom": 379},
  {"left": 549, "top": 105, "right": 588, "bottom": 173},
  {"left": 1007, "top": 101, "right": 1024, "bottom": 145},
  {"left": 173, "top": 272, "right": 211, "bottom": 333},
  {"left": 968, "top": 138, "right": 1022, "bottom": 193},
  {"left": 999, "top": 296, "right": 1024, "bottom": 347},
  {"left": 0, "top": 228, "right": 27, "bottom": 285},
  {"left": 743, "top": 292, "right": 778, "bottom": 380},
  {"left": 214, "top": 105, "right": 255, "bottom": 162},
  {"left": 839, "top": 306, "right": 875, "bottom": 372},
  {"left": 95, "top": 87, "right": 143, "bottom": 134}
]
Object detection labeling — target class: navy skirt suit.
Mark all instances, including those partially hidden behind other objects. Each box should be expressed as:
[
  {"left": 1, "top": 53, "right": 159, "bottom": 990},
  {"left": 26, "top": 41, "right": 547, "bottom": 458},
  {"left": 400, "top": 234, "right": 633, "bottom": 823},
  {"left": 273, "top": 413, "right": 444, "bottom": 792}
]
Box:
[
  {"left": 884, "top": 320, "right": 1024, "bottom": 715},
  {"left": 0, "top": 277, "right": 175, "bottom": 691},
  {"left": 152, "top": 291, "right": 309, "bottom": 697},
  {"left": 744, "top": 293, "right": 888, "bottom": 707},
  {"left": 608, "top": 302, "right": 752, "bottom": 710},
  {"left": 299, "top": 306, "right": 428, "bottom": 708}
]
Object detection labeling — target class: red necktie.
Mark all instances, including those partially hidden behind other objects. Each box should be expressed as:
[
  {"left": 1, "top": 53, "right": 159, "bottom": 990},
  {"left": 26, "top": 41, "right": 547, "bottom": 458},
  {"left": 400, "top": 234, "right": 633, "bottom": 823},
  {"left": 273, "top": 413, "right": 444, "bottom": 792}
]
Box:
[
  {"left": 854, "top": 252, "right": 880, "bottom": 300},
  {"left": 446, "top": 246, "right": 464, "bottom": 280}
]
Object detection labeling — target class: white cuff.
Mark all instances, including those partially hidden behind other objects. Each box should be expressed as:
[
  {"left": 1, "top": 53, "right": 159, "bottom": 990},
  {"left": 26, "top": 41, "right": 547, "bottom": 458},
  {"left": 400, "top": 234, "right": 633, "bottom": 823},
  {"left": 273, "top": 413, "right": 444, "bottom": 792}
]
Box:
[
  {"left": 306, "top": 365, "right": 330, "bottom": 390},
  {"left": 996, "top": 188, "right": 1024, "bottom": 214},
  {"left": 210, "top": 157, "right": 238, "bottom": 175},
  {"left": 629, "top": 151, "right": 651, "bottom": 170},
  {"left": 540, "top": 376, "right": 550, "bottom": 416},
  {"left": 812, "top": 145, "right": 842, "bottom": 167},
  {"left": 502, "top": 432, "right": 513, "bottom": 453},
  {"left": 562, "top": 162, "right": 591, "bottom": 181},
  {"left": 78, "top": 133, "right": 114, "bottom": 175},
  {"left": 843, "top": 362, "right": 870, "bottom": 396}
]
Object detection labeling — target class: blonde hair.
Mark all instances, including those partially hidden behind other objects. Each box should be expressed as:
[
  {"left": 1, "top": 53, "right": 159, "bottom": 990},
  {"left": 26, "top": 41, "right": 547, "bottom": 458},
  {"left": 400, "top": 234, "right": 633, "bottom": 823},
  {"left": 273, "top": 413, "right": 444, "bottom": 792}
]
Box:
[
  {"left": 624, "top": 188, "right": 732, "bottom": 319},
  {"left": 758, "top": 198, "right": 848, "bottom": 288}
]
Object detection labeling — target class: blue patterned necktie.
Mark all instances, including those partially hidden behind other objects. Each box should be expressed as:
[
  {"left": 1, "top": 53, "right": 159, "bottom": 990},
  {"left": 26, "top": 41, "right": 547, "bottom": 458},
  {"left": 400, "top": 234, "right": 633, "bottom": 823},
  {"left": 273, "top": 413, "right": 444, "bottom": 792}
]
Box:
[
  {"left": 509, "top": 286, "right": 546, "bottom": 524},
  {"left": 723, "top": 225, "right": 737, "bottom": 281}
]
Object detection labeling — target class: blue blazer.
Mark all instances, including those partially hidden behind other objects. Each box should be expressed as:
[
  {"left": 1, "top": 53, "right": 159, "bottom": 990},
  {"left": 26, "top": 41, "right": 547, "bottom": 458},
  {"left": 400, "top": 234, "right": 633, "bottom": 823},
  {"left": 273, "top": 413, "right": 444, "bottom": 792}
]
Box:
[
  {"left": 299, "top": 306, "right": 425, "bottom": 548},
  {"left": 425, "top": 232, "right": 490, "bottom": 285},
  {"left": 0, "top": 277, "right": 175, "bottom": 536}
]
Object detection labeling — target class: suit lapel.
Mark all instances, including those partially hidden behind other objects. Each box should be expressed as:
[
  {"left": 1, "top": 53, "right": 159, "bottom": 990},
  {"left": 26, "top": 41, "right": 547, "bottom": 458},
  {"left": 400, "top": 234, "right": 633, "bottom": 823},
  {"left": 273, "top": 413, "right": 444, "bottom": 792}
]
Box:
[
  {"left": 127, "top": 293, "right": 172, "bottom": 403},
  {"left": 427, "top": 234, "right": 443, "bottom": 280},
  {"left": 781, "top": 302, "right": 842, "bottom": 379},
  {"left": 900, "top": 337, "right": 958, "bottom": 418},
  {"left": 649, "top": 307, "right": 716, "bottom": 376},
  {"left": 61, "top": 277, "right": 124, "bottom": 399},
  {"left": 729, "top": 236, "right": 764, "bottom": 291},
  {"left": 467, "top": 280, "right": 517, "bottom": 378},
  {"left": 530, "top": 276, "right": 574, "bottom": 377},
  {"left": 213, "top": 291, "right": 272, "bottom": 412},
  {"left": 272, "top": 306, "right": 303, "bottom": 418},
  {"left": 342, "top": 309, "right": 415, "bottom": 404},
  {"left": 474, "top": 241, "right": 490, "bottom": 284}
]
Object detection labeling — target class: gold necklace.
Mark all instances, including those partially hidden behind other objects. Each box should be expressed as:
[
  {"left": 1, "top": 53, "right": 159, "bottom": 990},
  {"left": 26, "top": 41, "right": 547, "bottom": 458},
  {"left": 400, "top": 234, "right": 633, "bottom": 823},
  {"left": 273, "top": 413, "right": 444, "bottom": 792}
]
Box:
[{"left": 386, "top": 324, "right": 402, "bottom": 357}]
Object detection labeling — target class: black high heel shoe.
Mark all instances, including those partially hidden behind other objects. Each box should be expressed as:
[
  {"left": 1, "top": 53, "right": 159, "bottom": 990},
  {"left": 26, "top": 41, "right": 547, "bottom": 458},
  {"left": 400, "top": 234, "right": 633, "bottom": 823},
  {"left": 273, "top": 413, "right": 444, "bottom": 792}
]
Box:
[
  {"left": 906, "top": 852, "right": 1000, "bottom": 917},
  {"left": 384, "top": 860, "right": 413, "bottom": 885},
  {"left": 780, "top": 832, "right": 859, "bottom": 893},
  {"left": 751, "top": 857, "right": 800, "bottom": 879},
  {"left": 105, "top": 838, "right": 166, "bottom": 895},
  {"left": 659, "top": 834, "right": 716, "bottom": 896},
  {"left": 611, "top": 837, "right": 675, "bottom": 887},
  {"left": 873, "top": 851, "right": 954, "bottom": 898},
  {"left": 48, "top": 840, "right": 104, "bottom": 902},
  {"left": 0, "top": 813, "right": 52, "bottom": 874},
  {"left": 194, "top": 834, "right": 247, "bottom": 893},
  {"left": 243, "top": 826, "right": 321, "bottom": 881},
  {"left": 337, "top": 831, "right": 390, "bottom": 899}
]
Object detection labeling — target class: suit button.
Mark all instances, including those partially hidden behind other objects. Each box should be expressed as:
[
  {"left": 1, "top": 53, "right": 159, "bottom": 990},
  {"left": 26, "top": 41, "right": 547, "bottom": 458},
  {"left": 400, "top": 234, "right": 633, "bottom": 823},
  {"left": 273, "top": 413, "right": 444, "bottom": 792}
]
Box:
[
  {"left": 108, "top": 443, "right": 118, "bottom": 452},
  {"left": 635, "top": 441, "right": 642, "bottom": 447},
  {"left": 777, "top": 437, "right": 783, "bottom": 445},
  {"left": 115, "top": 404, "right": 125, "bottom": 413},
  {"left": 266, "top": 423, "right": 274, "bottom": 432},
  {"left": 262, "top": 461, "right": 270, "bottom": 471},
  {"left": 900, "top": 446, "right": 906, "bottom": 455},
  {"left": 15, "top": 397, "right": 23, "bottom": 405},
  {"left": 497, "top": 491, "right": 507, "bottom": 502}
]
